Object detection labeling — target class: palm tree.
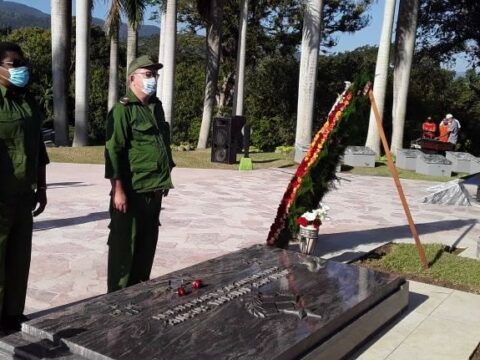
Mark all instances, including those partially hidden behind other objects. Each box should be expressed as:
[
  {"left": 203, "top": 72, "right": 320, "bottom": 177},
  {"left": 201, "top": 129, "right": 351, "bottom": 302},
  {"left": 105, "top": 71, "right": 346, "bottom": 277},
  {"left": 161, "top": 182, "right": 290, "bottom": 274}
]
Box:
[
  {"left": 294, "top": 0, "right": 324, "bottom": 163},
  {"left": 105, "top": 0, "right": 123, "bottom": 111},
  {"left": 124, "top": 0, "right": 145, "bottom": 78},
  {"left": 160, "top": 0, "right": 177, "bottom": 129},
  {"left": 232, "top": 0, "right": 248, "bottom": 117},
  {"left": 73, "top": 0, "right": 92, "bottom": 147},
  {"left": 196, "top": 0, "right": 225, "bottom": 150},
  {"left": 126, "top": 24, "right": 137, "bottom": 76},
  {"left": 391, "top": 0, "right": 419, "bottom": 155},
  {"left": 364, "top": 0, "right": 397, "bottom": 155},
  {"left": 50, "top": 0, "right": 71, "bottom": 146},
  {"left": 156, "top": 4, "right": 166, "bottom": 99}
]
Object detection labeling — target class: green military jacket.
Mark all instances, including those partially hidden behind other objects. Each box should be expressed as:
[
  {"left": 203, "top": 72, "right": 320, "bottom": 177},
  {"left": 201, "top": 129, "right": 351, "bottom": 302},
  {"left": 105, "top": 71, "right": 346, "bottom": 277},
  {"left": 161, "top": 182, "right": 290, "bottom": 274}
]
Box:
[
  {"left": 105, "top": 89, "right": 175, "bottom": 193},
  {"left": 0, "top": 85, "right": 49, "bottom": 202}
]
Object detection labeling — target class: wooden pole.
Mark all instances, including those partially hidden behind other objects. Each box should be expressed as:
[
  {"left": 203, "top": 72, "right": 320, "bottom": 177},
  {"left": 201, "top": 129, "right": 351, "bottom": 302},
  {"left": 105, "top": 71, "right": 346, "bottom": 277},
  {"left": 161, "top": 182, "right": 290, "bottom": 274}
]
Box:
[{"left": 368, "top": 88, "right": 429, "bottom": 270}]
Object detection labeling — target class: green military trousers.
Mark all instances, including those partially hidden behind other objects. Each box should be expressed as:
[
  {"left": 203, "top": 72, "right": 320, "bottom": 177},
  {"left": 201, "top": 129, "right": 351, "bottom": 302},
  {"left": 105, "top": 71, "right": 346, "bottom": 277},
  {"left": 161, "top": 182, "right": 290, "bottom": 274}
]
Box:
[
  {"left": 0, "top": 196, "right": 33, "bottom": 319},
  {"left": 107, "top": 191, "right": 162, "bottom": 293}
]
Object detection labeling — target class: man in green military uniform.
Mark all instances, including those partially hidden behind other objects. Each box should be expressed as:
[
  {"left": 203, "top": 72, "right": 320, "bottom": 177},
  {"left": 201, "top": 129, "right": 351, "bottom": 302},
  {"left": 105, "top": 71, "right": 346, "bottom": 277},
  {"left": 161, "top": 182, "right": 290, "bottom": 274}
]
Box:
[
  {"left": 0, "top": 42, "right": 49, "bottom": 331},
  {"left": 105, "top": 55, "right": 175, "bottom": 293}
]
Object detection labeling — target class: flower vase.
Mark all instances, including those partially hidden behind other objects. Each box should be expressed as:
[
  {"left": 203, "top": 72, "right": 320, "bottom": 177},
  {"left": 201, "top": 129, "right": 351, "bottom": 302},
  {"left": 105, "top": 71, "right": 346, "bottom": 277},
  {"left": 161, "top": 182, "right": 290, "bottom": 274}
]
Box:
[{"left": 298, "top": 225, "right": 319, "bottom": 255}]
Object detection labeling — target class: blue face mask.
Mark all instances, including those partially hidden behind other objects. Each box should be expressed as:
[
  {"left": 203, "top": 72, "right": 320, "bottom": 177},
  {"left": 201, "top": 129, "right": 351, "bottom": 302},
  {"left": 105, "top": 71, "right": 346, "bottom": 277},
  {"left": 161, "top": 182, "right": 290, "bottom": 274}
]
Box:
[
  {"left": 8, "top": 66, "right": 30, "bottom": 87},
  {"left": 142, "top": 77, "right": 157, "bottom": 95}
]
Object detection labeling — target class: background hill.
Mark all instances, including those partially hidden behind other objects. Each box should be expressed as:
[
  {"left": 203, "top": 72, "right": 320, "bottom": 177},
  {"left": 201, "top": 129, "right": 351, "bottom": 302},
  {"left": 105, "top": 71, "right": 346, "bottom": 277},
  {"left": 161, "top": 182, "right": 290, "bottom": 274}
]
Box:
[{"left": 0, "top": 0, "right": 159, "bottom": 38}]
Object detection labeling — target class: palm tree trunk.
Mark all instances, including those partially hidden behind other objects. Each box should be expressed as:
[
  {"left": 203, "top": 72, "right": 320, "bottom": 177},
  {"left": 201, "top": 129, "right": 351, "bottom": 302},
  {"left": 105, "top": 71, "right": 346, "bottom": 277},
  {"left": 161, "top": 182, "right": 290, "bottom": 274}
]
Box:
[
  {"left": 294, "top": 0, "right": 324, "bottom": 163},
  {"left": 391, "top": 0, "right": 419, "bottom": 155},
  {"left": 157, "top": 6, "right": 167, "bottom": 99},
  {"left": 232, "top": 0, "right": 248, "bottom": 117},
  {"left": 364, "top": 0, "right": 397, "bottom": 155},
  {"left": 218, "top": 71, "right": 235, "bottom": 114},
  {"left": 73, "top": 0, "right": 90, "bottom": 147},
  {"left": 50, "top": 0, "right": 71, "bottom": 146},
  {"left": 108, "top": 28, "right": 119, "bottom": 111},
  {"left": 126, "top": 23, "right": 138, "bottom": 80},
  {"left": 161, "top": 0, "right": 177, "bottom": 129},
  {"left": 196, "top": 0, "right": 224, "bottom": 149}
]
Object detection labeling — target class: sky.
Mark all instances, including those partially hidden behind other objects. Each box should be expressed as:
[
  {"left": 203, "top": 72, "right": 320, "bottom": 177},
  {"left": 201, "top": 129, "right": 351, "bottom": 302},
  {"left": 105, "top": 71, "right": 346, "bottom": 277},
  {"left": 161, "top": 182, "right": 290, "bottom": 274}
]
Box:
[{"left": 8, "top": 0, "right": 469, "bottom": 73}]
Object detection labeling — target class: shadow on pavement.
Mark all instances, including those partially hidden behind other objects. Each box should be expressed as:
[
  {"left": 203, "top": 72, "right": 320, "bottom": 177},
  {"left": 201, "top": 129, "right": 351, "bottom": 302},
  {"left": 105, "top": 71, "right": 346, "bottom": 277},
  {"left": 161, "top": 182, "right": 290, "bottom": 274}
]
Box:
[
  {"left": 33, "top": 211, "right": 109, "bottom": 231},
  {"left": 315, "top": 219, "right": 477, "bottom": 261},
  {"left": 47, "top": 182, "right": 89, "bottom": 189}
]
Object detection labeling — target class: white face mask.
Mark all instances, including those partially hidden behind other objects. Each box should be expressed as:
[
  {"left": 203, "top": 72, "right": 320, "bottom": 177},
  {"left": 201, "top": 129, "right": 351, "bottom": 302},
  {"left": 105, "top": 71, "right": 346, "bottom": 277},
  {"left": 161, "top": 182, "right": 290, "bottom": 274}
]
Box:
[{"left": 142, "top": 77, "right": 157, "bottom": 95}]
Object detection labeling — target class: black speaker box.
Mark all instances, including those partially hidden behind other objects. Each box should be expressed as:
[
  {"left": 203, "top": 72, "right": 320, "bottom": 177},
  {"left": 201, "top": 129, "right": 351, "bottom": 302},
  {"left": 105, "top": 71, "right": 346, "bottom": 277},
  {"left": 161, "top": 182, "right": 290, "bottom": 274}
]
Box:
[{"left": 211, "top": 116, "right": 245, "bottom": 164}]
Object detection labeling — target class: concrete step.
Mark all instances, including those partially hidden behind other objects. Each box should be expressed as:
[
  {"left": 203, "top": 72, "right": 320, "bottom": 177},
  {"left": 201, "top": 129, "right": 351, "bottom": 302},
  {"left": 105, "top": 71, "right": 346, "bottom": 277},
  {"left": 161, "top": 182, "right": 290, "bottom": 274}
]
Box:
[{"left": 0, "top": 332, "right": 85, "bottom": 360}]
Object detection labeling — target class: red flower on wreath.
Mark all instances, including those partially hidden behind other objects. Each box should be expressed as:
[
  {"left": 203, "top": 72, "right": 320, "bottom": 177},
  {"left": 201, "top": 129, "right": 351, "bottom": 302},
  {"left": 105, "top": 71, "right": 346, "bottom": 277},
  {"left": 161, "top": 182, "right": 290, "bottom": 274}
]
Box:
[{"left": 296, "top": 217, "right": 309, "bottom": 227}]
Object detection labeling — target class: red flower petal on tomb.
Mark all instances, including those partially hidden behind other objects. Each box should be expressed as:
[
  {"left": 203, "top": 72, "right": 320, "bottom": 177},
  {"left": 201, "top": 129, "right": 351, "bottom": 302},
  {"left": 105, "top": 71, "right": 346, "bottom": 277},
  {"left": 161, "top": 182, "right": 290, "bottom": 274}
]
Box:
[
  {"left": 192, "top": 279, "right": 202, "bottom": 289},
  {"left": 312, "top": 219, "right": 322, "bottom": 228},
  {"left": 177, "top": 287, "right": 186, "bottom": 297}
]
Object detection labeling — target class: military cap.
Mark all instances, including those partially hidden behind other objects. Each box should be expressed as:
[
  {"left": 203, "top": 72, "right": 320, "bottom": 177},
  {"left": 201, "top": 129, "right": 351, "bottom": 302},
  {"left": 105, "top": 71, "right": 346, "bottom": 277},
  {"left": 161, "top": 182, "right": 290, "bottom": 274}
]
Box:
[{"left": 127, "top": 55, "right": 163, "bottom": 76}]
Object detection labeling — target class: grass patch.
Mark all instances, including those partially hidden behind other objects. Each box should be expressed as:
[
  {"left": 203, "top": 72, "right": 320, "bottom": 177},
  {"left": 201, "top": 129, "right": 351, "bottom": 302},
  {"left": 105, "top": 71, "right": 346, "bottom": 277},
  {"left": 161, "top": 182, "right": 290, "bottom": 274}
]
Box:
[
  {"left": 47, "top": 146, "right": 105, "bottom": 164},
  {"left": 47, "top": 147, "right": 468, "bottom": 181},
  {"left": 47, "top": 146, "right": 295, "bottom": 170},
  {"left": 357, "top": 243, "right": 480, "bottom": 294},
  {"left": 342, "top": 161, "right": 467, "bottom": 182}
]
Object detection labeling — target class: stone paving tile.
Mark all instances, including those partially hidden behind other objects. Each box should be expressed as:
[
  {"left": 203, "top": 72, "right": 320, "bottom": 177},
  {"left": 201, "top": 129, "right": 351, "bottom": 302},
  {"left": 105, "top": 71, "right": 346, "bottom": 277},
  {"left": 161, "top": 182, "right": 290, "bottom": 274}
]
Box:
[
  {"left": 356, "top": 312, "right": 428, "bottom": 360},
  {"left": 355, "top": 281, "right": 479, "bottom": 360},
  {"left": 386, "top": 316, "right": 479, "bottom": 360},
  {"left": 429, "top": 289, "right": 480, "bottom": 325},
  {"left": 26, "top": 163, "right": 480, "bottom": 313}
]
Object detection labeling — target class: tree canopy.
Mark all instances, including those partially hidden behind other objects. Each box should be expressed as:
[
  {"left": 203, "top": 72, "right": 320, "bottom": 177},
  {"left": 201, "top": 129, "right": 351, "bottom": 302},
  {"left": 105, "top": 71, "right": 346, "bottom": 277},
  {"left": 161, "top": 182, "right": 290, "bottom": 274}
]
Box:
[
  {"left": 417, "top": 0, "right": 480, "bottom": 66},
  {"left": 1, "top": 2, "right": 479, "bottom": 156}
]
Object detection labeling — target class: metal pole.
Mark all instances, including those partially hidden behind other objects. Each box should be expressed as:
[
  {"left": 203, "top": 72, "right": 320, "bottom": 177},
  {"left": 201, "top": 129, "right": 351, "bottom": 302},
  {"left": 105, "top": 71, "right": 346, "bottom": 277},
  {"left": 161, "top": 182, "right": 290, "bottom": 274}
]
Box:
[{"left": 368, "top": 88, "right": 429, "bottom": 269}]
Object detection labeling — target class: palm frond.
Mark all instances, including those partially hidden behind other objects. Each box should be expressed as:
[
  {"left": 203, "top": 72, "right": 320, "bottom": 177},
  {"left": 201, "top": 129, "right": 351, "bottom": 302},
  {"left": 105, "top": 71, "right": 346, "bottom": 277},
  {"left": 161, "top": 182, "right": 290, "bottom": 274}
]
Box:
[
  {"left": 123, "top": 0, "right": 146, "bottom": 30},
  {"left": 105, "top": 0, "right": 124, "bottom": 37}
]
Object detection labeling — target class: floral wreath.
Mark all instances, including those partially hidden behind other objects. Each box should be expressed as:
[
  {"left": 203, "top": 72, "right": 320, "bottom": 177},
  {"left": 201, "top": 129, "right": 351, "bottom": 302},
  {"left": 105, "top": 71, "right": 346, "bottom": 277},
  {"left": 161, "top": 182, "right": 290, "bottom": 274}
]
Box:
[{"left": 267, "top": 81, "right": 371, "bottom": 247}]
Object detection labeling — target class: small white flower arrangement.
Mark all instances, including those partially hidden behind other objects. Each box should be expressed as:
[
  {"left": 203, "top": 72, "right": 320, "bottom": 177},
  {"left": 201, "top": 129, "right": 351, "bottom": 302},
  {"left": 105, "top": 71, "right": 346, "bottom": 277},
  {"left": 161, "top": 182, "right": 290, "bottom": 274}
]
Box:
[{"left": 296, "top": 203, "right": 330, "bottom": 229}]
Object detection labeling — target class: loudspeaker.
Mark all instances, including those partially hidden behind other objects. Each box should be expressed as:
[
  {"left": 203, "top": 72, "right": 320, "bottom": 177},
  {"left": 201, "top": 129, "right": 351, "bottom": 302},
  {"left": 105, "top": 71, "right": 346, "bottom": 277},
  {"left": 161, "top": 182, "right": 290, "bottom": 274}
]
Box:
[{"left": 211, "top": 116, "right": 245, "bottom": 164}]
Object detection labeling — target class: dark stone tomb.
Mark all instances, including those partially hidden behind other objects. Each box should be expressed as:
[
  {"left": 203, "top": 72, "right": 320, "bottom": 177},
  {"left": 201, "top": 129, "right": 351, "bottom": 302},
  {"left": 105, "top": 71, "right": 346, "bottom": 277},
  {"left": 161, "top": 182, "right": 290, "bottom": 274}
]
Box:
[{"left": 0, "top": 245, "right": 408, "bottom": 360}]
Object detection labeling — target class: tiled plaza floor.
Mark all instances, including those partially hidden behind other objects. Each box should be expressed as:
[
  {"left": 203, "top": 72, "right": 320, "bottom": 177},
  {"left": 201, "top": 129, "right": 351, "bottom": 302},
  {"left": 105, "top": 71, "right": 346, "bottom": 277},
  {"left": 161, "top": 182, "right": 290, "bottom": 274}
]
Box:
[{"left": 24, "top": 163, "right": 480, "bottom": 359}]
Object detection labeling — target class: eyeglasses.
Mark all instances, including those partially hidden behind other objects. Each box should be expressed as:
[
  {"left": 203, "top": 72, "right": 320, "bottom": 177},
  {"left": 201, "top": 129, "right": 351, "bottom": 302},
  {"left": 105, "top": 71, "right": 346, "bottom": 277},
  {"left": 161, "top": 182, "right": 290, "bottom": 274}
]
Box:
[
  {"left": 0, "top": 59, "right": 29, "bottom": 68},
  {"left": 133, "top": 70, "right": 158, "bottom": 79}
]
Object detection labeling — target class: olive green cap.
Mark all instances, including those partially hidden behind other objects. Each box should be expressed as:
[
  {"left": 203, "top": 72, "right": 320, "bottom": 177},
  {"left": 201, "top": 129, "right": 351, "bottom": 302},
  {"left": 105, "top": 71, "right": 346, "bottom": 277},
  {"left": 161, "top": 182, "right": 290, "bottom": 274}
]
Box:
[{"left": 127, "top": 55, "right": 163, "bottom": 76}]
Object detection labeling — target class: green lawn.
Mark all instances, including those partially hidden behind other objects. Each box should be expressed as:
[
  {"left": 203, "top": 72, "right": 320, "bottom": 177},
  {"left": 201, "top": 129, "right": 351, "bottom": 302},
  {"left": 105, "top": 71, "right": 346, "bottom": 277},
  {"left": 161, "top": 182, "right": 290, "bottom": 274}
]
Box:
[
  {"left": 47, "top": 146, "right": 467, "bottom": 182},
  {"left": 46, "top": 146, "right": 295, "bottom": 170},
  {"left": 357, "top": 243, "right": 480, "bottom": 294}
]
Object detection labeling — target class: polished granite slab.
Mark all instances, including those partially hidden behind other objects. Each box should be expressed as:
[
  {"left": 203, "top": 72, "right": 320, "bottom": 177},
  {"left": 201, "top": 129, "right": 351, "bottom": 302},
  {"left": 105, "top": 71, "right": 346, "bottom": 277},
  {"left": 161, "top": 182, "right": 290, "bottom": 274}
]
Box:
[{"left": 15, "top": 245, "right": 405, "bottom": 360}]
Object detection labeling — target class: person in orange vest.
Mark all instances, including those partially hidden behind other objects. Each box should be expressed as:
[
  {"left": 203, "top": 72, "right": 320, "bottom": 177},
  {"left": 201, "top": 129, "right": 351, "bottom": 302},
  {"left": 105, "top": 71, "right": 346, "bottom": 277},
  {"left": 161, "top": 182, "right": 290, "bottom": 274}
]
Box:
[
  {"left": 438, "top": 117, "right": 449, "bottom": 142},
  {"left": 422, "top": 116, "right": 437, "bottom": 139}
]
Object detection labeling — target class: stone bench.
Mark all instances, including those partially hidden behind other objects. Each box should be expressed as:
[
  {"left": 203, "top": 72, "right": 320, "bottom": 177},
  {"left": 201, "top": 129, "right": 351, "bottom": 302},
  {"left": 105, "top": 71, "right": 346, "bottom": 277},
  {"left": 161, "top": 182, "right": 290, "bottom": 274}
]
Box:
[
  {"left": 343, "top": 146, "right": 376, "bottom": 168},
  {"left": 416, "top": 154, "right": 452, "bottom": 177},
  {"left": 396, "top": 149, "right": 421, "bottom": 171},
  {"left": 445, "top": 151, "right": 475, "bottom": 173}
]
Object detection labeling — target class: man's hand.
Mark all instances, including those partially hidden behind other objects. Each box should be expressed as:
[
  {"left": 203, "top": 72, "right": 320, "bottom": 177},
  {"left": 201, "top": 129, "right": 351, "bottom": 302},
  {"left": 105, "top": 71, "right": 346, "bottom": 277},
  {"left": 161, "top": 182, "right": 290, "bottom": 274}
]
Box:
[
  {"left": 33, "top": 188, "right": 47, "bottom": 217},
  {"left": 113, "top": 187, "right": 128, "bottom": 213},
  {"left": 111, "top": 179, "right": 128, "bottom": 213}
]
